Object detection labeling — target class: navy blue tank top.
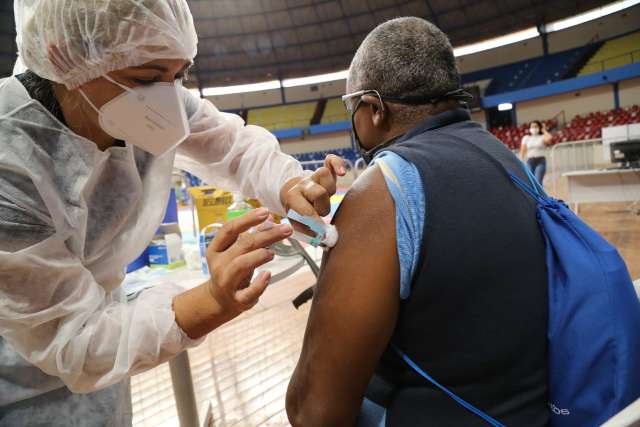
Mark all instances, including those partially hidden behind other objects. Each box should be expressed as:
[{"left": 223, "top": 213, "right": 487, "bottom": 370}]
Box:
[{"left": 367, "top": 109, "right": 549, "bottom": 426}]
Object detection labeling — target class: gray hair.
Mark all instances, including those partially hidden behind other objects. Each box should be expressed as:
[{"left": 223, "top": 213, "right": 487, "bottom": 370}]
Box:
[{"left": 348, "top": 17, "right": 461, "bottom": 125}]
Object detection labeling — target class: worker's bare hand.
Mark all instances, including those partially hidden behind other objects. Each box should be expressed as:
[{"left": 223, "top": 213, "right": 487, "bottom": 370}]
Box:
[
  {"left": 281, "top": 154, "right": 347, "bottom": 221},
  {"left": 205, "top": 208, "right": 292, "bottom": 317}
]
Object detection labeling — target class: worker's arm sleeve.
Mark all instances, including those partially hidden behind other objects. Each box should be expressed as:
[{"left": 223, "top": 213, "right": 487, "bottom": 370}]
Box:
[
  {"left": 174, "top": 89, "right": 305, "bottom": 215},
  {"left": 0, "top": 209, "right": 201, "bottom": 393}
]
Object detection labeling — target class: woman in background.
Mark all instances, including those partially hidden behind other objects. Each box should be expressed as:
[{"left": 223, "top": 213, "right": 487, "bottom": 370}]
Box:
[{"left": 520, "top": 120, "right": 553, "bottom": 184}]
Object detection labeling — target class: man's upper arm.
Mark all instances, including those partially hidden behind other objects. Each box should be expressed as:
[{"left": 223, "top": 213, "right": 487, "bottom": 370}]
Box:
[{"left": 287, "top": 165, "right": 400, "bottom": 426}]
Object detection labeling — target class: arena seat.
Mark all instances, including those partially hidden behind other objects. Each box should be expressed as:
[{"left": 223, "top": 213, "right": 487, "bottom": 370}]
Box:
[
  {"left": 579, "top": 31, "right": 640, "bottom": 75},
  {"left": 489, "top": 106, "right": 640, "bottom": 147},
  {"left": 463, "top": 45, "right": 593, "bottom": 95},
  {"left": 490, "top": 119, "right": 558, "bottom": 149},
  {"left": 247, "top": 102, "right": 317, "bottom": 130},
  {"left": 321, "top": 98, "right": 350, "bottom": 124},
  {"left": 293, "top": 148, "right": 360, "bottom": 170}
]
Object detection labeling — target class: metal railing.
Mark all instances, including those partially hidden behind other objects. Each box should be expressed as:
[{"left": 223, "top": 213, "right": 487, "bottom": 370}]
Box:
[
  {"left": 259, "top": 118, "right": 312, "bottom": 130},
  {"left": 581, "top": 49, "right": 640, "bottom": 75},
  {"left": 551, "top": 110, "right": 567, "bottom": 130},
  {"left": 549, "top": 138, "right": 602, "bottom": 196}
]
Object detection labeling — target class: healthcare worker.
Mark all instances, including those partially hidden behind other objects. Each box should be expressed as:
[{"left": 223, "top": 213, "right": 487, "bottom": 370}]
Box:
[{"left": 0, "top": 1, "right": 344, "bottom": 425}]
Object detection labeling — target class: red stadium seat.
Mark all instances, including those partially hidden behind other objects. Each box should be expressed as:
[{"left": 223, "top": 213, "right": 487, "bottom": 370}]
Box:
[{"left": 487, "top": 105, "right": 639, "bottom": 146}]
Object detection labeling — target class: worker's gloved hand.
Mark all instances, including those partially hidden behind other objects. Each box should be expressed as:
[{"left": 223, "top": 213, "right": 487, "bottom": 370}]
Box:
[
  {"left": 280, "top": 154, "right": 347, "bottom": 221},
  {"left": 205, "top": 208, "right": 292, "bottom": 316}
]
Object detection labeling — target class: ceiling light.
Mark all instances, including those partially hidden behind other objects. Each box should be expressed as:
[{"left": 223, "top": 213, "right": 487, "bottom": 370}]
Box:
[
  {"left": 544, "top": 0, "right": 640, "bottom": 33},
  {"left": 498, "top": 103, "right": 513, "bottom": 111},
  {"left": 282, "top": 70, "right": 349, "bottom": 87},
  {"left": 453, "top": 27, "right": 539, "bottom": 57},
  {"left": 201, "top": 80, "right": 281, "bottom": 96}
]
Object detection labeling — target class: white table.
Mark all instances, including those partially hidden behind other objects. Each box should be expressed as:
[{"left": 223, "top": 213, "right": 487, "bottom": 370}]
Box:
[
  {"left": 602, "top": 396, "right": 640, "bottom": 426},
  {"left": 562, "top": 168, "right": 640, "bottom": 213}
]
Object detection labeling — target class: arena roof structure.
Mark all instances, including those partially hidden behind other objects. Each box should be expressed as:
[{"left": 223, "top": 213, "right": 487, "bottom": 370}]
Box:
[{"left": 0, "top": 0, "right": 633, "bottom": 88}]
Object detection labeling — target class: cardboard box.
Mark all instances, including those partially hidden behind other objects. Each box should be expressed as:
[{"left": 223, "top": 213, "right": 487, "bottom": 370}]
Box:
[{"left": 189, "top": 186, "right": 233, "bottom": 230}]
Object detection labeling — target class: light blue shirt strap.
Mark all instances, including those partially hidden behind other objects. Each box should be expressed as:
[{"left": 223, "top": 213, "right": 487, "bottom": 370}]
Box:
[
  {"left": 392, "top": 344, "right": 506, "bottom": 427},
  {"left": 357, "top": 398, "right": 387, "bottom": 427},
  {"left": 373, "top": 151, "right": 425, "bottom": 300},
  {"left": 356, "top": 152, "right": 425, "bottom": 423}
]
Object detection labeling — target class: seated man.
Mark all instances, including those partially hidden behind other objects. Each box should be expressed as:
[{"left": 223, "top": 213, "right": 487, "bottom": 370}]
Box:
[{"left": 286, "top": 17, "right": 549, "bottom": 427}]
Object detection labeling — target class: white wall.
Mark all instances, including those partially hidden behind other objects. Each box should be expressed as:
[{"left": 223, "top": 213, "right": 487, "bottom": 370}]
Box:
[
  {"left": 284, "top": 80, "right": 345, "bottom": 103},
  {"left": 279, "top": 132, "right": 351, "bottom": 155},
  {"left": 205, "top": 88, "right": 283, "bottom": 110},
  {"left": 457, "top": 38, "right": 544, "bottom": 75},
  {"left": 203, "top": 79, "right": 346, "bottom": 110},
  {"left": 211, "top": 80, "right": 631, "bottom": 133},
  {"left": 619, "top": 77, "right": 640, "bottom": 108},
  {"left": 277, "top": 79, "right": 636, "bottom": 153},
  {"left": 517, "top": 85, "right": 615, "bottom": 124},
  {"left": 548, "top": 5, "right": 640, "bottom": 53},
  {"left": 280, "top": 109, "right": 485, "bottom": 152}
]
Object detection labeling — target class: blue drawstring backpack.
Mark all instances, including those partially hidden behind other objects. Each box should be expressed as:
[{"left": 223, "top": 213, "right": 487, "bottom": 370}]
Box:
[{"left": 395, "top": 163, "right": 640, "bottom": 426}]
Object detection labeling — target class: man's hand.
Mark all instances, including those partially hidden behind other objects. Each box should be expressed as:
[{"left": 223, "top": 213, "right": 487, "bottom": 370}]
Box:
[{"left": 281, "top": 155, "right": 347, "bottom": 220}]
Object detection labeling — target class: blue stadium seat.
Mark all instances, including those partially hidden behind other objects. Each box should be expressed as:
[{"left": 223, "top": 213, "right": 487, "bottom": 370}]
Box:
[
  {"left": 463, "top": 45, "right": 593, "bottom": 95},
  {"left": 293, "top": 148, "right": 361, "bottom": 171}
]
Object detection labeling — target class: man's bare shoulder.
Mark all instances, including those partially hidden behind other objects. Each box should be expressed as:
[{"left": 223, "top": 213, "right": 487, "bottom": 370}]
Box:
[{"left": 333, "top": 164, "right": 392, "bottom": 229}]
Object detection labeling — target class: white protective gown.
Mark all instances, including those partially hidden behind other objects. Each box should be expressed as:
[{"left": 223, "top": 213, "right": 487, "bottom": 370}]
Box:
[{"left": 0, "top": 75, "right": 304, "bottom": 425}]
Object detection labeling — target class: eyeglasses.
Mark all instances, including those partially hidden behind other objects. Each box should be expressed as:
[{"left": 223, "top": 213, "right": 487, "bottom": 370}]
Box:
[
  {"left": 341, "top": 88, "right": 474, "bottom": 114},
  {"left": 341, "top": 90, "right": 385, "bottom": 114}
]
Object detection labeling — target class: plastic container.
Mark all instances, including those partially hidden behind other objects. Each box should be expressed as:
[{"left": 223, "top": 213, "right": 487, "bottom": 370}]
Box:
[
  {"left": 199, "top": 223, "right": 223, "bottom": 275},
  {"left": 148, "top": 232, "right": 185, "bottom": 269},
  {"left": 227, "top": 193, "right": 252, "bottom": 220}
]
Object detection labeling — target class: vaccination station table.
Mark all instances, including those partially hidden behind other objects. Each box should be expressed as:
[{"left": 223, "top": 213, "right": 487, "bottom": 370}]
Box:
[
  {"left": 562, "top": 168, "right": 640, "bottom": 212},
  {"left": 122, "top": 249, "right": 311, "bottom": 427}
]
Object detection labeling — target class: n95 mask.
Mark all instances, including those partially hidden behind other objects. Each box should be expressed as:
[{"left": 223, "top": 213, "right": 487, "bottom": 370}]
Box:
[{"left": 79, "top": 75, "right": 190, "bottom": 156}]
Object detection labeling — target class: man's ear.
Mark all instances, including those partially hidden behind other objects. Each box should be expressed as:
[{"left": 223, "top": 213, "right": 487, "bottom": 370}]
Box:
[
  {"left": 361, "top": 94, "right": 389, "bottom": 131},
  {"left": 370, "top": 103, "right": 389, "bottom": 131}
]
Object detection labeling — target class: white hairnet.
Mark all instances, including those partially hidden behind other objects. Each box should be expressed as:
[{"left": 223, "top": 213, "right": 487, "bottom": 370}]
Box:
[
  {"left": 14, "top": 0, "right": 198, "bottom": 89},
  {"left": 12, "top": 56, "right": 27, "bottom": 76}
]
